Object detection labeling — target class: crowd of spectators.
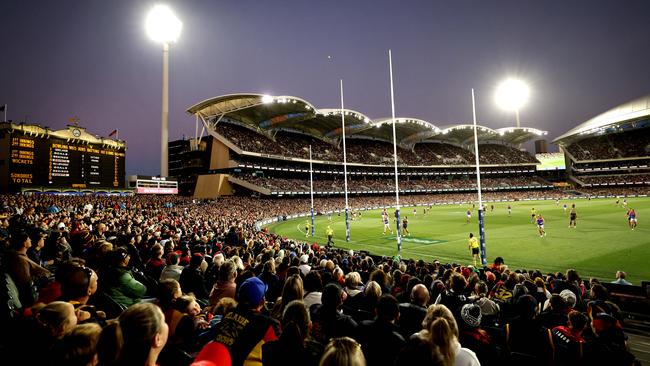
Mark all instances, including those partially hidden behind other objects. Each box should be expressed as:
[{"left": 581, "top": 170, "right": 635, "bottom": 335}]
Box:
[
  {"left": 0, "top": 192, "right": 642, "bottom": 365},
  {"left": 238, "top": 176, "right": 545, "bottom": 193},
  {"left": 217, "top": 122, "right": 538, "bottom": 167},
  {"left": 576, "top": 174, "right": 650, "bottom": 186},
  {"left": 566, "top": 128, "right": 650, "bottom": 161}
]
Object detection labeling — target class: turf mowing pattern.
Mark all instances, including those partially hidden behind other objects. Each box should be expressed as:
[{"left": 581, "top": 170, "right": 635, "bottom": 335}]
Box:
[{"left": 266, "top": 197, "right": 650, "bottom": 284}]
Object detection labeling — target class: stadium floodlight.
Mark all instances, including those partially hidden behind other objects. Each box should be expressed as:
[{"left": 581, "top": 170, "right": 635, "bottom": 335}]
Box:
[
  {"left": 495, "top": 78, "right": 529, "bottom": 128},
  {"left": 261, "top": 95, "right": 274, "bottom": 104},
  {"left": 146, "top": 4, "right": 182, "bottom": 177}
]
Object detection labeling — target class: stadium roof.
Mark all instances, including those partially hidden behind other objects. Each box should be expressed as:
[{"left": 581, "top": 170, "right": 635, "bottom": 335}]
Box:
[
  {"left": 554, "top": 94, "right": 650, "bottom": 145},
  {"left": 187, "top": 93, "right": 547, "bottom": 148}
]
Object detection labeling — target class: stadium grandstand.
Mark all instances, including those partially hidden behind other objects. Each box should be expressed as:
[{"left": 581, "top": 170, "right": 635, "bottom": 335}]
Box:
[
  {"left": 555, "top": 94, "right": 650, "bottom": 190},
  {"left": 179, "top": 93, "right": 547, "bottom": 198},
  {"left": 3, "top": 93, "right": 650, "bottom": 366}
]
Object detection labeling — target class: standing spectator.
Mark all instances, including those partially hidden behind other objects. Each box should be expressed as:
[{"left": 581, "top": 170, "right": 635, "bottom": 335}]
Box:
[
  {"left": 97, "top": 302, "right": 169, "bottom": 366},
  {"left": 211, "top": 277, "right": 279, "bottom": 366},
  {"left": 611, "top": 271, "right": 632, "bottom": 285}
]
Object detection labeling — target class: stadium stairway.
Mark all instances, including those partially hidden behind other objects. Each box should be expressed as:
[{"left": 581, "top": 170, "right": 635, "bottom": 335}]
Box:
[{"left": 628, "top": 333, "right": 650, "bottom": 364}]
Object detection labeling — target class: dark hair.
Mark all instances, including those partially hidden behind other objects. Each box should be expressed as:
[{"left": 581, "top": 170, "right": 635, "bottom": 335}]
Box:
[
  {"left": 303, "top": 271, "right": 323, "bottom": 293},
  {"left": 376, "top": 295, "right": 400, "bottom": 322},
  {"left": 321, "top": 283, "right": 343, "bottom": 308},
  {"left": 279, "top": 300, "right": 310, "bottom": 347},
  {"left": 568, "top": 310, "right": 588, "bottom": 332}
]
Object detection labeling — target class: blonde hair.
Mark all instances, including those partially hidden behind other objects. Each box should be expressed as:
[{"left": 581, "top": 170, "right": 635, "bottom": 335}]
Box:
[
  {"left": 319, "top": 337, "right": 366, "bottom": 366},
  {"left": 421, "top": 304, "right": 459, "bottom": 366}
]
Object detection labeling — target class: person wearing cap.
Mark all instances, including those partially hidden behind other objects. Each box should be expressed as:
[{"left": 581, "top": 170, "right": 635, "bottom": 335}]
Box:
[
  {"left": 100, "top": 247, "right": 147, "bottom": 308},
  {"left": 5, "top": 230, "right": 52, "bottom": 307},
  {"left": 211, "top": 277, "right": 279, "bottom": 366},
  {"left": 298, "top": 254, "right": 311, "bottom": 276},
  {"left": 458, "top": 303, "right": 498, "bottom": 365},
  {"left": 27, "top": 227, "right": 52, "bottom": 268}
]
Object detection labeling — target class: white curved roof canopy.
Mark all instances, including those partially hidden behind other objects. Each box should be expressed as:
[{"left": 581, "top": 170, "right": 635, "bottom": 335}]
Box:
[{"left": 187, "top": 93, "right": 546, "bottom": 147}]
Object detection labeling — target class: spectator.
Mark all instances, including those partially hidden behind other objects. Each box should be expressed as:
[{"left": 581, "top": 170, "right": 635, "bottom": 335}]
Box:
[
  {"left": 160, "top": 253, "right": 184, "bottom": 282},
  {"left": 550, "top": 310, "right": 588, "bottom": 366},
  {"left": 100, "top": 247, "right": 147, "bottom": 308},
  {"left": 263, "top": 300, "right": 324, "bottom": 366},
  {"left": 611, "top": 271, "right": 632, "bottom": 285},
  {"left": 180, "top": 253, "right": 209, "bottom": 301},
  {"left": 357, "top": 295, "right": 406, "bottom": 365},
  {"left": 398, "top": 283, "right": 429, "bottom": 339},
  {"left": 5, "top": 230, "right": 52, "bottom": 307},
  {"left": 319, "top": 337, "right": 366, "bottom": 366},
  {"left": 209, "top": 260, "right": 238, "bottom": 306},
  {"left": 51, "top": 322, "right": 102, "bottom": 366},
  {"left": 458, "top": 303, "right": 498, "bottom": 365},
  {"left": 270, "top": 274, "right": 304, "bottom": 321},
  {"left": 97, "top": 302, "right": 169, "bottom": 366},
  {"left": 304, "top": 271, "right": 324, "bottom": 310},
  {"left": 397, "top": 304, "right": 479, "bottom": 366},
  {"left": 211, "top": 277, "right": 279, "bottom": 366},
  {"left": 583, "top": 313, "right": 637, "bottom": 365},
  {"left": 469, "top": 281, "right": 499, "bottom": 324},
  {"left": 310, "top": 283, "right": 358, "bottom": 344},
  {"left": 505, "top": 295, "right": 552, "bottom": 364}
]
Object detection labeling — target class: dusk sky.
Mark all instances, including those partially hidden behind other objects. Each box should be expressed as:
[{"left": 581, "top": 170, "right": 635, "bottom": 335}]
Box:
[{"left": 2, "top": 0, "right": 650, "bottom": 176}]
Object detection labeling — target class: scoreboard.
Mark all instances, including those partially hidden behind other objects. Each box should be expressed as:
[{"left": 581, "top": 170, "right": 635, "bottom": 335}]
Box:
[{"left": 1, "top": 123, "right": 125, "bottom": 191}]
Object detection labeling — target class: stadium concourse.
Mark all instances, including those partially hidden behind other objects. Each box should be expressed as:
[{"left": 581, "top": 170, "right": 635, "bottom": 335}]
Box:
[{"left": 1, "top": 192, "right": 648, "bottom": 365}]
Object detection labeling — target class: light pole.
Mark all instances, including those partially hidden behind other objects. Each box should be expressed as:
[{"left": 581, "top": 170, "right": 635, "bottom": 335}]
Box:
[
  {"left": 495, "top": 78, "right": 529, "bottom": 128},
  {"left": 146, "top": 4, "right": 182, "bottom": 177}
]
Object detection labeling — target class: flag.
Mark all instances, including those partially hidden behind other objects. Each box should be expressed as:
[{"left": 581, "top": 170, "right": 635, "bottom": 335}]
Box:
[
  {"left": 0, "top": 104, "right": 5, "bottom": 112},
  {"left": 108, "top": 129, "right": 118, "bottom": 137}
]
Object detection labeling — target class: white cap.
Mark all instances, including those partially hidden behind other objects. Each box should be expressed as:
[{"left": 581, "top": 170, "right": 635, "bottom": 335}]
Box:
[
  {"left": 57, "top": 222, "right": 66, "bottom": 229},
  {"left": 300, "top": 254, "right": 309, "bottom": 263}
]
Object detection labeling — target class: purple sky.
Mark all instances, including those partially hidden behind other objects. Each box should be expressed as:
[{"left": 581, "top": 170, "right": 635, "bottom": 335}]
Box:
[{"left": 2, "top": 0, "right": 650, "bottom": 175}]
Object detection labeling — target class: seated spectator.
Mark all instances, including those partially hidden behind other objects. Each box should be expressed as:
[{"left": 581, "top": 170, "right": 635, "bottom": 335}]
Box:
[
  {"left": 583, "top": 313, "right": 637, "bottom": 365},
  {"left": 160, "top": 252, "right": 184, "bottom": 282},
  {"left": 211, "top": 277, "right": 279, "bottom": 366},
  {"left": 51, "top": 322, "right": 102, "bottom": 366},
  {"left": 587, "top": 283, "right": 623, "bottom": 323},
  {"left": 5, "top": 230, "right": 52, "bottom": 307},
  {"left": 270, "top": 274, "right": 303, "bottom": 321},
  {"left": 505, "top": 295, "right": 552, "bottom": 364},
  {"left": 319, "top": 337, "right": 366, "bottom": 366},
  {"left": 469, "top": 281, "right": 499, "bottom": 324},
  {"left": 58, "top": 265, "right": 105, "bottom": 325},
  {"left": 398, "top": 283, "right": 429, "bottom": 339},
  {"left": 97, "top": 302, "right": 169, "bottom": 366},
  {"left": 100, "top": 247, "right": 147, "bottom": 308},
  {"left": 263, "top": 300, "right": 324, "bottom": 366},
  {"left": 303, "top": 271, "right": 323, "bottom": 310},
  {"left": 458, "top": 303, "right": 498, "bottom": 365},
  {"left": 550, "top": 310, "right": 588, "bottom": 366},
  {"left": 397, "top": 304, "right": 479, "bottom": 366},
  {"left": 14, "top": 301, "right": 78, "bottom": 365},
  {"left": 145, "top": 243, "right": 166, "bottom": 281},
  {"left": 180, "top": 253, "right": 209, "bottom": 301},
  {"left": 538, "top": 294, "right": 570, "bottom": 329},
  {"left": 435, "top": 273, "right": 470, "bottom": 317},
  {"left": 298, "top": 254, "right": 311, "bottom": 276},
  {"left": 209, "top": 260, "right": 237, "bottom": 306},
  {"left": 357, "top": 295, "right": 405, "bottom": 365},
  {"left": 258, "top": 259, "right": 281, "bottom": 303},
  {"left": 310, "top": 283, "right": 358, "bottom": 344},
  {"left": 611, "top": 270, "right": 632, "bottom": 285}
]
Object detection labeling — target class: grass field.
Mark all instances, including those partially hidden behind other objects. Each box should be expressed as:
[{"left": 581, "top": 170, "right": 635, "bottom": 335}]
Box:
[{"left": 266, "top": 197, "right": 650, "bottom": 284}]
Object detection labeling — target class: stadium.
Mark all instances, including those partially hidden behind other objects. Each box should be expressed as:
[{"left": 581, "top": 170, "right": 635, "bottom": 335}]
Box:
[{"left": 4, "top": 92, "right": 649, "bottom": 364}]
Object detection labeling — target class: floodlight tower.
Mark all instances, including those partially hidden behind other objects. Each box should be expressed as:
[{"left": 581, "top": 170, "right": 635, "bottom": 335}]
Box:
[
  {"left": 495, "top": 79, "right": 529, "bottom": 128},
  {"left": 146, "top": 4, "right": 182, "bottom": 177}
]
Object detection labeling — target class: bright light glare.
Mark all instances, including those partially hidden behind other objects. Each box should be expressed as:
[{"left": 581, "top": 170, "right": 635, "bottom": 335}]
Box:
[
  {"left": 261, "top": 95, "right": 273, "bottom": 104},
  {"left": 495, "top": 79, "right": 529, "bottom": 111},
  {"left": 145, "top": 5, "right": 182, "bottom": 43}
]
